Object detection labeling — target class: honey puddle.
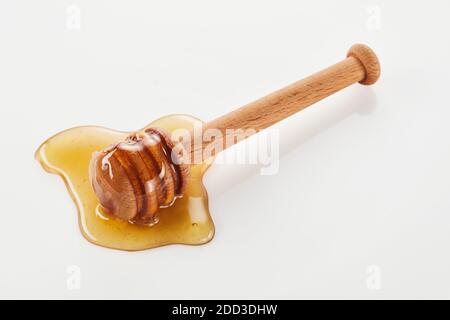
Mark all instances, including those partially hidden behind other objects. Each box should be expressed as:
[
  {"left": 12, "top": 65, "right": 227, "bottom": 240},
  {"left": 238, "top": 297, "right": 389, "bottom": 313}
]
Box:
[{"left": 35, "top": 115, "right": 215, "bottom": 251}]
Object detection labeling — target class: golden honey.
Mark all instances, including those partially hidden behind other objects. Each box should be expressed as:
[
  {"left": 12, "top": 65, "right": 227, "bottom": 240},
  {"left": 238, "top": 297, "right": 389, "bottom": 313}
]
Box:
[{"left": 35, "top": 115, "right": 214, "bottom": 251}]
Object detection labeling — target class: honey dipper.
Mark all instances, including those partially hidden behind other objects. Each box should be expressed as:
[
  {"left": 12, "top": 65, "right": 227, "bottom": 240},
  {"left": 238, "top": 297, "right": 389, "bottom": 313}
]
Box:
[{"left": 90, "top": 44, "right": 380, "bottom": 225}]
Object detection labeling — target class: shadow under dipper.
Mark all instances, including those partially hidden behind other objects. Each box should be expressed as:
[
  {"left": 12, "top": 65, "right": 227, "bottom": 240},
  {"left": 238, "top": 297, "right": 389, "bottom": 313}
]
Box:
[{"left": 204, "top": 86, "right": 378, "bottom": 197}]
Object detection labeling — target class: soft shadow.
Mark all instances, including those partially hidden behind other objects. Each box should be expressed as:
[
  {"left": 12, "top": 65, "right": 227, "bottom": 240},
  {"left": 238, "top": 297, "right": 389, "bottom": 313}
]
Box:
[{"left": 204, "top": 86, "right": 378, "bottom": 196}]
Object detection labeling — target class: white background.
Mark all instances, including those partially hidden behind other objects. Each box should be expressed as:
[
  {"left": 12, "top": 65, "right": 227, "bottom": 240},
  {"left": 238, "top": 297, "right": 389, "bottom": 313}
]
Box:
[{"left": 1, "top": 1, "right": 449, "bottom": 299}]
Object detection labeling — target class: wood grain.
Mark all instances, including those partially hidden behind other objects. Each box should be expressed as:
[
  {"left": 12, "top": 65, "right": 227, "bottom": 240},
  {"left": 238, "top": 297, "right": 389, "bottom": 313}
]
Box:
[
  {"left": 189, "top": 44, "right": 380, "bottom": 161},
  {"left": 90, "top": 43, "right": 381, "bottom": 223}
]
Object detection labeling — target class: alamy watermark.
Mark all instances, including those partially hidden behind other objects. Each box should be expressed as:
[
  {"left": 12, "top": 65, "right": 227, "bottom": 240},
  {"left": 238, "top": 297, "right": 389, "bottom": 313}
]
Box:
[
  {"left": 366, "top": 265, "right": 381, "bottom": 290},
  {"left": 66, "top": 265, "right": 81, "bottom": 290},
  {"left": 66, "top": 5, "right": 81, "bottom": 30},
  {"left": 168, "top": 124, "right": 280, "bottom": 175},
  {"left": 366, "top": 5, "right": 381, "bottom": 31}
]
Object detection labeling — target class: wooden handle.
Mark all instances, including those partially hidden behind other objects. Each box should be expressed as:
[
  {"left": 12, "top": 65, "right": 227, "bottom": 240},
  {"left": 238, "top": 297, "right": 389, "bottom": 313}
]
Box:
[
  {"left": 89, "top": 44, "right": 381, "bottom": 222},
  {"left": 190, "top": 44, "right": 380, "bottom": 161}
]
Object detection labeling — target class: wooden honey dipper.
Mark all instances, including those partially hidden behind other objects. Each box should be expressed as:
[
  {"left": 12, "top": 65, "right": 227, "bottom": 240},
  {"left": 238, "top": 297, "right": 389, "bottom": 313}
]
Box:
[{"left": 90, "top": 44, "right": 381, "bottom": 225}]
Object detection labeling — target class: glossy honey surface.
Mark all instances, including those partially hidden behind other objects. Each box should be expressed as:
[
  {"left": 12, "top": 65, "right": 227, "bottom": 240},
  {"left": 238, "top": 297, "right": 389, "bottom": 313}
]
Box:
[{"left": 35, "top": 115, "right": 214, "bottom": 251}]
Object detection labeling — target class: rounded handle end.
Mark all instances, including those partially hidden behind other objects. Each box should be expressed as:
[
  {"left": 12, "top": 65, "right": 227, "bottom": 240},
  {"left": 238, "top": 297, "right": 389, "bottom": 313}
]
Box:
[{"left": 347, "top": 44, "right": 381, "bottom": 85}]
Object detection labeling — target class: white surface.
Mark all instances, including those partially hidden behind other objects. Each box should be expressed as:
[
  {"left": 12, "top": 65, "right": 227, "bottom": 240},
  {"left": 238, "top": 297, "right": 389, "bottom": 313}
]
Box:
[{"left": 1, "top": 1, "right": 449, "bottom": 299}]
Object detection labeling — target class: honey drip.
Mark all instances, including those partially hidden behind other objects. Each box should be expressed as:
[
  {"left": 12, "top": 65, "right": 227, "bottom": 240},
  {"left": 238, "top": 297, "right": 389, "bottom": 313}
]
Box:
[{"left": 35, "top": 115, "right": 215, "bottom": 251}]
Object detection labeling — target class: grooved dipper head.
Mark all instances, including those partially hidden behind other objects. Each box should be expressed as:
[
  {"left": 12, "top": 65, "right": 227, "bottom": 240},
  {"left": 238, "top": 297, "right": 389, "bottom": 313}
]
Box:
[{"left": 89, "top": 127, "right": 189, "bottom": 225}]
